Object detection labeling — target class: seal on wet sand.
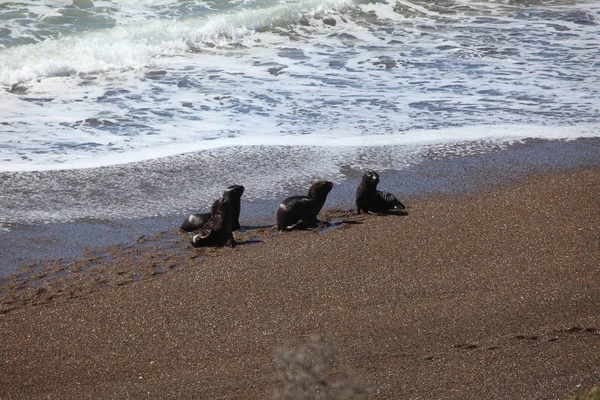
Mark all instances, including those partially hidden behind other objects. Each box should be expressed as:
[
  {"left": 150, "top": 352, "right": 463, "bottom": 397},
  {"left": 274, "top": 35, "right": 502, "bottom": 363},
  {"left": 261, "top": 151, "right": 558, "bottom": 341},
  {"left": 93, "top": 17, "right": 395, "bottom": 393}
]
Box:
[
  {"left": 180, "top": 213, "right": 211, "bottom": 233},
  {"left": 190, "top": 197, "right": 235, "bottom": 248},
  {"left": 277, "top": 180, "right": 333, "bottom": 231},
  {"left": 221, "top": 185, "right": 244, "bottom": 231},
  {"left": 356, "top": 171, "right": 407, "bottom": 215},
  {"left": 180, "top": 185, "right": 245, "bottom": 232}
]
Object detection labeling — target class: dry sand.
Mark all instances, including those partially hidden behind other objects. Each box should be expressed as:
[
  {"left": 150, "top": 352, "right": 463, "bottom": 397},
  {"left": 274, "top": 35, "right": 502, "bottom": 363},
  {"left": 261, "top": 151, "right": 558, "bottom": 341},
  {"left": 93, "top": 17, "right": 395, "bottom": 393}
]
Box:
[{"left": 1, "top": 167, "right": 599, "bottom": 399}]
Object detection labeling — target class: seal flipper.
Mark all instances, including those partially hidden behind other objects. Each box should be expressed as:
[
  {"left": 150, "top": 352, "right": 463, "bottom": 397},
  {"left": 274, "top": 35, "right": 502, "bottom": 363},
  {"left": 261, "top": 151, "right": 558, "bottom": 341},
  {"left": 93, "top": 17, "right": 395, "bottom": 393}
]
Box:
[
  {"left": 366, "top": 210, "right": 387, "bottom": 216},
  {"left": 283, "top": 218, "right": 321, "bottom": 231},
  {"left": 281, "top": 220, "right": 304, "bottom": 231},
  {"left": 378, "top": 191, "right": 406, "bottom": 210},
  {"left": 376, "top": 190, "right": 407, "bottom": 214},
  {"left": 190, "top": 227, "right": 211, "bottom": 247}
]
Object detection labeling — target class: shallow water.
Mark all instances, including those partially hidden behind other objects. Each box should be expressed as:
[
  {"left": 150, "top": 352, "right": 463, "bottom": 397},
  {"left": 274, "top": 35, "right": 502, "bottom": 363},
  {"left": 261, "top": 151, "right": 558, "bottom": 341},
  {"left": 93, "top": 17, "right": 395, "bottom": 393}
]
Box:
[
  {"left": 1, "top": 137, "right": 598, "bottom": 276},
  {"left": 0, "top": 139, "right": 563, "bottom": 229}
]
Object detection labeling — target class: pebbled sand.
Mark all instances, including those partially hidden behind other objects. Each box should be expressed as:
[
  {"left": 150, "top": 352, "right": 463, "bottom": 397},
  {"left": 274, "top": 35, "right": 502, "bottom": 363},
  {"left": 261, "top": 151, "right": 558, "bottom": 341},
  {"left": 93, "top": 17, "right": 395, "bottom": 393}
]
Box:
[{"left": 1, "top": 167, "right": 599, "bottom": 399}]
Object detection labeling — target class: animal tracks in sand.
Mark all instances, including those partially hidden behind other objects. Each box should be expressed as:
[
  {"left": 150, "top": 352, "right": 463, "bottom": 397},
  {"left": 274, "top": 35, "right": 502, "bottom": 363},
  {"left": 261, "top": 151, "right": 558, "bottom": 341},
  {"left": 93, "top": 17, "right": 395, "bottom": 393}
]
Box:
[{"left": 417, "top": 326, "right": 600, "bottom": 363}]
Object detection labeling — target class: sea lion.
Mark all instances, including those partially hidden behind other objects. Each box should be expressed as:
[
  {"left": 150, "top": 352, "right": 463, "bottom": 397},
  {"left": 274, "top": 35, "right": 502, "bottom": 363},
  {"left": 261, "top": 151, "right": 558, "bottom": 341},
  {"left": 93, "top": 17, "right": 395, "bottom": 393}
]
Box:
[
  {"left": 356, "top": 171, "right": 407, "bottom": 215},
  {"left": 180, "top": 185, "right": 245, "bottom": 232},
  {"left": 190, "top": 197, "right": 235, "bottom": 248},
  {"left": 277, "top": 180, "right": 333, "bottom": 231},
  {"left": 224, "top": 184, "right": 245, "bottom": 231}
]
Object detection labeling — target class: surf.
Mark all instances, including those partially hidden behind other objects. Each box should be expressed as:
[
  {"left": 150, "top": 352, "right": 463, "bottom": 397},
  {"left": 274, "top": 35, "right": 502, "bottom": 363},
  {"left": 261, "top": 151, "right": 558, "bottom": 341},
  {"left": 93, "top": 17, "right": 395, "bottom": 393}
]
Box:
[{"left": 0, "top": 0, "right": 353, "bottom": 86}]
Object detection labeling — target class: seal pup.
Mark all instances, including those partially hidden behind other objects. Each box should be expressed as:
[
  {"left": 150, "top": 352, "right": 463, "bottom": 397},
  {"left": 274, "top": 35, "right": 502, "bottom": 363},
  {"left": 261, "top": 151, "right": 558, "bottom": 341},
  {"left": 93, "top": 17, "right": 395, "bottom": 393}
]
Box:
[
  {"left": 221, "top": 184, "right": 244, "bottom": 231},
  {"left": 277, "top": 180, "right": 333, "bottom": 231},
  {"left": 190, "top": 197, "right": 235, "bottom": 248},
  {"left": 356, "top": 171, "right": 407, "bottom": 215},
  {"left": 180, "top": 185, "right": 245, "bottom": 232}
]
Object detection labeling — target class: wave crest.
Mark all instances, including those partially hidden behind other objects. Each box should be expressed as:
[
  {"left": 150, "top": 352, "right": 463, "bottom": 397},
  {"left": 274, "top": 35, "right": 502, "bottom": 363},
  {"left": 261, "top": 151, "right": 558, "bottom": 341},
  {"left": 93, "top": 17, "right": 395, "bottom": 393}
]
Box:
[{"left": 0, "top": 0, "right": 353, "bottom": 85}]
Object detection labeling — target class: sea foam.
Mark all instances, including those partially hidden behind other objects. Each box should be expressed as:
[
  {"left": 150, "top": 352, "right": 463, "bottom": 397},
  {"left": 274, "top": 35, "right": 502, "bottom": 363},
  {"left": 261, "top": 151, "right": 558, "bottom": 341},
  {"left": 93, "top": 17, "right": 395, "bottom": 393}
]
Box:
[
  {"left": 0, "top": 0, "right": 352, "bottom": 85},
  {"left": 1, "top": 0, "right": 599, "bottom": 173}
]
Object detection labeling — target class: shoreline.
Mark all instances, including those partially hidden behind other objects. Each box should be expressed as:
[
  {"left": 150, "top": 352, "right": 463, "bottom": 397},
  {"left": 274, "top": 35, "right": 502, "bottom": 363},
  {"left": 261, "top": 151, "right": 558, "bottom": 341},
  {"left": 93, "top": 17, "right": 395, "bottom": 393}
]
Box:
[
  {"left": 1, "top": 165, "right": 599, "bottom": 399},
  {"left": 1, "top": 137, "right": 599, "bottom": 277}
]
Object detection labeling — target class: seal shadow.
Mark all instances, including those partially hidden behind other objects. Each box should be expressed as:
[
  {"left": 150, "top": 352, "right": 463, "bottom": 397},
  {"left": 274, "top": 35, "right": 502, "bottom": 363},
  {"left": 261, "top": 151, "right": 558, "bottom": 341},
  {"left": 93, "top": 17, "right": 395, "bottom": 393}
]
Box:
[
  {"left": 371, "top": 210, "right": 409, "bottom": 216},
  {"left": 233, "top": 225, "right": 272, "bottom": 245},
  {"left": 239, "top": 225, "right": 272, "bottom": 232},
  {"left": 317, "top": 219, "right": 362, "bottom": 235},
  {"left": 234, "top": 238, "right": 263, "bottom": 246}
]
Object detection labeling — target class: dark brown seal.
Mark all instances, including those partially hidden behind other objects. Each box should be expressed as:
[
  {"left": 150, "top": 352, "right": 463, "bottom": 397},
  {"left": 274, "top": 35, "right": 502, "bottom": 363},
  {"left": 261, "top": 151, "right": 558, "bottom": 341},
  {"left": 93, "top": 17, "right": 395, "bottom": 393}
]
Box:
[
  {"left": 356, "top": 171, "right": 407, "bottom": 215},
  {"left": 190, "top": 197, "right": 235, "bottom": 248},
  {"left": 180, "top": 185, "right": 244, "bottom": 232},
  {"left": 277, "top": 180, "right": 333, "bottom": 230}
]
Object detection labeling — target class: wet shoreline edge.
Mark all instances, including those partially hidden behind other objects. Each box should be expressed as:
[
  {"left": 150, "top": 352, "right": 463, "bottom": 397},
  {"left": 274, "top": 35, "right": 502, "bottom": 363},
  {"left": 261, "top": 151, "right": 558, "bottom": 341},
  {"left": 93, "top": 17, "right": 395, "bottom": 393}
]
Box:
[{"left": 1, "top": 136, "right": 599, "bottom": 279}]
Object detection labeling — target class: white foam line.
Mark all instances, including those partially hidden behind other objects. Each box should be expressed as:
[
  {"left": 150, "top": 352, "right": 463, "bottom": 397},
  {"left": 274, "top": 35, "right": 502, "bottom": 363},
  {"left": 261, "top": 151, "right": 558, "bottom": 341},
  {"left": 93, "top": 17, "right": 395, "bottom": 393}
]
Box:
[{"left": 1, "top": 124, "right": 598, "bottom": 172}]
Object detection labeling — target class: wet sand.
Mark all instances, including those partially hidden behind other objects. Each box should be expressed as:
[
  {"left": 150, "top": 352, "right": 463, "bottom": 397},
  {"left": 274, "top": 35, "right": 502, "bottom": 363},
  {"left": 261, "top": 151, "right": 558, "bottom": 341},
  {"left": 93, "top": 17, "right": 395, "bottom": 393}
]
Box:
[
  {"left": 2, "top": 137, "right": 599, "bottom": 276},
  {"left": 1, "top": 165, "right": 599, "bottom": 399}
]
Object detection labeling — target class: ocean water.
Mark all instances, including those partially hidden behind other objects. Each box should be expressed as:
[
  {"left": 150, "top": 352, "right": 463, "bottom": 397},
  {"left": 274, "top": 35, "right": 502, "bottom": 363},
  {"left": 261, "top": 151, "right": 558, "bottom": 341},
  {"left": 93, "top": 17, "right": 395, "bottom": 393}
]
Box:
[{"left": 1, "top": 0, "right": 600, "bottom": 231}]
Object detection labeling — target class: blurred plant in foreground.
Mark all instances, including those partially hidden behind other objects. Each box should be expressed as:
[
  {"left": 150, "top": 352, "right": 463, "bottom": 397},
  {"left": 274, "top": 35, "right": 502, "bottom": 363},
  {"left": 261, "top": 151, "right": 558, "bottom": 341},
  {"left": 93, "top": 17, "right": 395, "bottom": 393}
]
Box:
[
  {"left": 572, "top": 387, "right": 600, "bottom": 400},
  {"left": 273, "top": 334, "right": 369, "bottom": 400}
]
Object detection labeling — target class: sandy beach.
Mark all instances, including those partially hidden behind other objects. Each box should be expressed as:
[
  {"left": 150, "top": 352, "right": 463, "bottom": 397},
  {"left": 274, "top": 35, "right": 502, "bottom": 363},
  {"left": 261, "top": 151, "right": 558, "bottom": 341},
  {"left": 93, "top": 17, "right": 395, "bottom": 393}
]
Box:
[
  {"left": 1, "top": 164, "right": 599, "bottom": 399},
  {"left": 2, "top": 0, "right": 600, "bottom": 396}
]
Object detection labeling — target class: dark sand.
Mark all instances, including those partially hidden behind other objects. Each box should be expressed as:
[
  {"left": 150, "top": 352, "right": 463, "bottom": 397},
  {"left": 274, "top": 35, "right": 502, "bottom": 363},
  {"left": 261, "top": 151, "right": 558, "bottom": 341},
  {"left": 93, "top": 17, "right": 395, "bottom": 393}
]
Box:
[{"left": 1, "top": 167, "right": 599, "bottom": 399}]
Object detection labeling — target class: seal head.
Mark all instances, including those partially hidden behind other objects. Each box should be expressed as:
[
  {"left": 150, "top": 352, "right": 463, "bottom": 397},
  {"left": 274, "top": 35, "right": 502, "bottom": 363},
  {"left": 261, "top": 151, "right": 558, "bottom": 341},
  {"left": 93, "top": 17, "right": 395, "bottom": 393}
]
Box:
[
  {"left": 356, "top": 171, "right": 406, "bottom": 215},
  {"left": 277, "top": 180, "right": 333, "bottom": 231}
]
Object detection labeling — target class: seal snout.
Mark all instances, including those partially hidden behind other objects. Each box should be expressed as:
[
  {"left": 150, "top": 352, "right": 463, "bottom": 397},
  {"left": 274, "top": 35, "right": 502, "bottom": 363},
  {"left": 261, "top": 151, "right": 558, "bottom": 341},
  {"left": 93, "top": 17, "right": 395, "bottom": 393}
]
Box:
[
  {"left": 365, "top": 171, "right": 380, "bottom": 186},
  {"left": 319, "top": 181, "right": 334, "bottom": 194},
  {"left": 224, "top": 184, "right": 245, "bottom": 199}
]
